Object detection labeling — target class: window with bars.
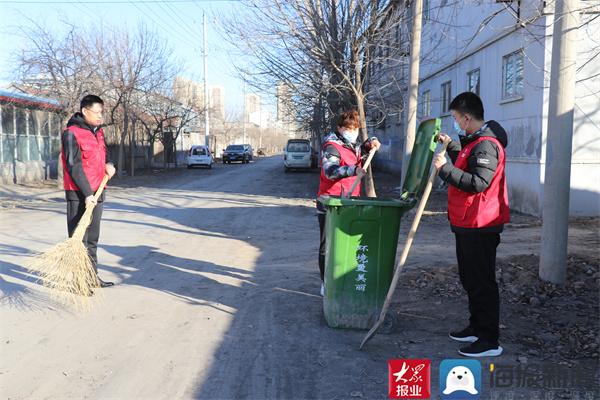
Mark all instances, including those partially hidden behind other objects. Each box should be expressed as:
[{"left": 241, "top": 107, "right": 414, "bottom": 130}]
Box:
[
  {"left": 467, "top": 68, "right": 480, "bottom": 96},
  {"left": 423, "top": 90, "right": 431, "bottom": 117},
  {"left": 16, "top": 108, "right": 28, "bottom": 162},
  {"left": 502, "top": 50, "right": 524, "bottom": 99},
  {"left": 441, "top": 81, "right": 452, "bottom": 114}
]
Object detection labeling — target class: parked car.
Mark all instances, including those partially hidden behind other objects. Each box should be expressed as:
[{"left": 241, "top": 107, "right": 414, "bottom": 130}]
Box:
[
  {"left": 223, "top": 144, "right": 253, "bottom": 164},
  {"left": 187, "top": 145, "right": 213, "bottom": 169},
  {"left": 284, "top": 139, "right": 312, "bottom": 172}
]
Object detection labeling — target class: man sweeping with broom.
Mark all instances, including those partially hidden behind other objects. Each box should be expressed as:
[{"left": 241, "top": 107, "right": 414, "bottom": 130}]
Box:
[{"left": 61, "top": 95, "right": 116, "bottom": 289}]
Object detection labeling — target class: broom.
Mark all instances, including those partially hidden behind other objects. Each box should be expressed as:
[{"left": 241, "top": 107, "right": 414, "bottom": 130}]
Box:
[
  {"left": 28, "top": 175, "right": 110, "bottom": 307},
  {"left": 360, "top": 135, "right": 451, "bottom": 349}
]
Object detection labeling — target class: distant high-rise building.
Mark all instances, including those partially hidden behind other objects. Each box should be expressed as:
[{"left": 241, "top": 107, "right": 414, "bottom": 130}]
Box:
[
  {"left": 244, "top": 93, "right": 261, "bottom": 124},
  {"left": 173, "top": 77, "right": 227, "bottom": 122},
  {"left": 210, "top": 86, "right": 225, "bottom": 120},
  {"left": 276, "top": 82, "right": 297, "bottom": 135},
  {"left": 173, "top": 76, "right": 205, "bottom": 111},
  {"left": 276, "top": 82, "right": 293, "bottom": 123}
]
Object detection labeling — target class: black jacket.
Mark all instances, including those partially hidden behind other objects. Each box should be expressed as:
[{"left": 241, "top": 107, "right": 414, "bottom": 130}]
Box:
[
  {"left": 438, "top": 120, "right": 509, "bottom": 234},
  {"left": 62, "top": 113, "right": 111, "bottom": 201}
]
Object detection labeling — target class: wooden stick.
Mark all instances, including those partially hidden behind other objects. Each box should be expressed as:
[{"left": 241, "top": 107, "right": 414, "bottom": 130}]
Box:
[
  {"left": 72, "top": 175, "right": 110, "bottom": 241},
  {"left": 360, "top": 136, "right": 451, "bottom": 349},
  {"left": 345, "top": 148, "right": 377, "bottom": 198}
]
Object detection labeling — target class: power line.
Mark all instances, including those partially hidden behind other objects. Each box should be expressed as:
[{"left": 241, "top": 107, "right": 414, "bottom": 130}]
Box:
[
  {"left": 143, "top": 3, "right": 202, "bottom": 42},
  {"left": 3, "top": 0, "right": 239, "bottom": 3},
  {"left": 160, "top": 1, "right": 203, "bottom": 39},
  {"left": 126, "top": 0, "right": 197, "bottom": 49}
]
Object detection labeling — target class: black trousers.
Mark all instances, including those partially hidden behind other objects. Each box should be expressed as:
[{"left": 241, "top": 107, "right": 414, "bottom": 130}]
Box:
[
  {"left": 455, "top": 232, "right": 501, "bottom": 343},
  {"left": 318, "top": 213, "right": 326, "bottom": 282},
  {"left": 67, "top": 199, "right": 104, "bottom": 273}
]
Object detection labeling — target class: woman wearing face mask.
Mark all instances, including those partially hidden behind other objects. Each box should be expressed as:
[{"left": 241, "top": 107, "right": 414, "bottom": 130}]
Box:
[
  {"left": 315, "top": 109, "right": 381, "bottom": 296},
  {"left": 433, "top": 92, "right": 510, "bottom": 358}
]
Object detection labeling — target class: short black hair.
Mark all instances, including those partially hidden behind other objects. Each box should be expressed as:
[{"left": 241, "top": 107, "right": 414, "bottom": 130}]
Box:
[
  {"left": 449, "top": 92, "right": 484, "bottom": 120},
  {"left": 80, "top": 95, "right": 104, "bottom": 111}
]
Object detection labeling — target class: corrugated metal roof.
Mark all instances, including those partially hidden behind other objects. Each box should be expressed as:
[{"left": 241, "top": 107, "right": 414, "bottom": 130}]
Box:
[{"left": 0, "top": 89, "right": 62, "bottom": 110}]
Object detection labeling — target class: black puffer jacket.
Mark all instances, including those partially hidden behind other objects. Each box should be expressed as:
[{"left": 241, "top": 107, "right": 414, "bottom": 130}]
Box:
[
  {"left": 438, "top": 120, "right": 508, "bottom": 193},
  {"left": 438, "top": 120, "right": 508, "bottom": 234}
]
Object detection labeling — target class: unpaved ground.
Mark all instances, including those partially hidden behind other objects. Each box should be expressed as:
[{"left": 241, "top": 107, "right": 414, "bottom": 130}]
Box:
[{"left": 0, "top": 156, "right": 598, "bottom": 399}]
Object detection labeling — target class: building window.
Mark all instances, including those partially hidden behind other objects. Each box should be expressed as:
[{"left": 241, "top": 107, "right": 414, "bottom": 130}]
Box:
[
  {"left": 441, "top": 81, "right": 452, "bottom": 114},
  {"left": 29, "top": 110, "right": 41, "bottom": 161},
  {"left": 52, "top": 113, "right": 62, "bottom": 137},
  {"left": 502, "top": 50, "right": 524, "bottom": 99},
  {"left": 467, "top": 68, "right": 480, "bottom": 96},
  {"left": 423, "top": 90, "right": 431, "bottom": 117},
  {"left": 16, "top": 108, "right": 28, "bottom": 162}
]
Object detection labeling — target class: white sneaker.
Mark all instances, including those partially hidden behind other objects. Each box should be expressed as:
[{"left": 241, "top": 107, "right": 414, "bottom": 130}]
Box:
[{"left": 320, "top": 283, "right": 325, "bottom": 297}]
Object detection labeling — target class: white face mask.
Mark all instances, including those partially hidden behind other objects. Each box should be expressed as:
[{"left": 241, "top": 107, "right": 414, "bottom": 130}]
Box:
[
  {"left": 453, "top": 120, "right": 465, "bottom": 136},
  {"left": 453, "top": 115, "right": 469, "bottom": 136},
  {"left": 340, "top": 129, "right": 359, "bottom": 144}
]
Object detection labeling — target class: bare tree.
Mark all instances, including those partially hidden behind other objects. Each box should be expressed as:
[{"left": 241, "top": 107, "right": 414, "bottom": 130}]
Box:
[
  {"left": 97, "top": 24, "right": 178, "bottom": 175},
  {"left": 13, "top": 19, "right": 182, "bottom": 175},
  {"left": 222, "top": 0, "right": 409, "bottom": 197},
  {"left": 14, "top": 19, "right": 100, "bottom": 118}
]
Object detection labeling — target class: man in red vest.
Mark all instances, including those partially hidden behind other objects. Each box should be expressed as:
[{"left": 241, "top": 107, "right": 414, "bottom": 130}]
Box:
[
  {"left": 316, "top": 109, "right": 380, "bottom": 296},
  {"left": 434, "top": 92, "right": 509, "bottom": 357},
  {"left": 61, "top": 95, "right": 116, "bottom": 288}
]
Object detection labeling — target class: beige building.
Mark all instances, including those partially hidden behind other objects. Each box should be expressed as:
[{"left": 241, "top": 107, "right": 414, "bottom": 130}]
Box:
[{"left": 210, "top": 86, "right": 225, "bottom": 120}]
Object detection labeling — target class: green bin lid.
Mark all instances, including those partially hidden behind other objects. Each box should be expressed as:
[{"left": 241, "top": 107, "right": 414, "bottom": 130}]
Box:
[
  {"left": 318, "top": 195, "right": 415, "bottom": 208},
  {"left": 400, "top": 117, "right": 441, "bottom": 201}
]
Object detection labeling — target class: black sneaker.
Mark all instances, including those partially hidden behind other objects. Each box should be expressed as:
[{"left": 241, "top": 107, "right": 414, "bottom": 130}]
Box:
[
  {"left": 449, "top": 326, "right": 478, "bottom": 342},
  {"left": 459, "top": 339, "right": 503, "bottom": 357},
  {"left": 94, "top": 277, "right": 114, "bottom": 288}
]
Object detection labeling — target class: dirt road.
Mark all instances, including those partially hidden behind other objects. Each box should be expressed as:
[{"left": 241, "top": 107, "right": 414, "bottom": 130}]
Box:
[{"left": 1, "top": 157, "right": 598, "bottom": 399}]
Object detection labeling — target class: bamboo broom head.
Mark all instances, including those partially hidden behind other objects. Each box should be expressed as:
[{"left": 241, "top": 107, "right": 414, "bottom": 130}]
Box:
[
  {"left": 27, "top": 204, "right": 101, "bottom": 309},
  {"left": 27, "top": 175, "right": 109, "bottom": 310}
]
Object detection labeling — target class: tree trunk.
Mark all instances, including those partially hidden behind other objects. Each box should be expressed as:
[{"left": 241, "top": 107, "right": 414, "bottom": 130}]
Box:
[
  {"left": 356, "top": 94, "right": 377, "bottom": 198},
  {"left": 130, "top": 118, "right": 136, "bottom": 177},
  {"left": 147, "top": 135, "right": 154, "bottom": 169},
  {"left": 118, "top": 111, "right": 129, "bottom": 176},
  {"left": 354, "top": 48, "right": 377, "bottom": 198}
]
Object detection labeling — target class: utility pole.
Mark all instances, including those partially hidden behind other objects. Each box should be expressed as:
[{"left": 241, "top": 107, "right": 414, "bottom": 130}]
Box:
[
  {"left": 243, "top": 79, "right": 247, "bottom": 144},
  {"left": 540, "top": 0, "right": 580, "bottom": 284},
  {"left": 203, "top": 13, "right": 210, "bottom": 148},
  {"left": 400, "top": 0, "right": 423, "bottom": 189}
]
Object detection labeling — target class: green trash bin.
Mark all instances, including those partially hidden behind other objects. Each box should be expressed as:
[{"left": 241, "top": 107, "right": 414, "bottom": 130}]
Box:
[{"left": 319, "top": 118, "right": 441, "bottom": 329}]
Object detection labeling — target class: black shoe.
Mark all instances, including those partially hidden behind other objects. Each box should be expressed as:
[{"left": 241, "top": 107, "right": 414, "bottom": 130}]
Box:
[
  {"left": 449, "top": 326, "right": 478, "bottom": 342},
  {"left": 98, "top": 277, "right": 114, "bottom": 288},
  {"left": 459, "top": 339, "right": 503, "bottom": 357}
]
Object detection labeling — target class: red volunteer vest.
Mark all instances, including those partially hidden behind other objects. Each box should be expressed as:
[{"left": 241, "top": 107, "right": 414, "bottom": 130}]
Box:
[
  {"left": 448, "top": 136, "right": 510, "bottom": 228},
  {"left": 317, "top": 141, "right": 362, "bottom": 197},
  {"left": 61, "top": 124, "right": 107, "bottom": 192}
]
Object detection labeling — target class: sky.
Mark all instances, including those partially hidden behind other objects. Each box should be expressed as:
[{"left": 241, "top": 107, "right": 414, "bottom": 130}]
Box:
[{"left": 0, "top": 0, "right": 272, "bottom": 115}]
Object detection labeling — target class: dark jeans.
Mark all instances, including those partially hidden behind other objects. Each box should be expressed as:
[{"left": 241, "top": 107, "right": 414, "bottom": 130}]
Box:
[
  {"left": 67, "top": 199, "right": 104, "bottom": 272},
  {"left": 455, "top": 232, "right": 501, "bottom": 343},
  {"left": 318, "top": 213, "right": 326, "bottom": 282}
]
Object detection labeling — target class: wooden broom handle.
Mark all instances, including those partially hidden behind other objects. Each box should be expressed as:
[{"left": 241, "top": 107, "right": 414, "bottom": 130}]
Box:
[
  {"left": 360, "top": 135, "right": 451, "bottom": 349},
  {"left": 93, "top": 175, "right": 110, "bottom": 201},
  {"left": 345, "top": 148, "right": 377, "bottom": 198}
]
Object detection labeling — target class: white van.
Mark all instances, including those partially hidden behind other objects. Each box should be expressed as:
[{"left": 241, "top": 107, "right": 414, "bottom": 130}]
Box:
[
  {"left": 284, "top": 139, "right": 312, "bottom": 172},
  {"left": 187, "top": 145, "right": 213, "bottom": 169}
]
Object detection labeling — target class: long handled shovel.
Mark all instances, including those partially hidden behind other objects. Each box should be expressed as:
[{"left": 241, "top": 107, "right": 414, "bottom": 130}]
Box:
[
  {"left": 360, "top": 136, "right": 451, "bottom": 349},
  {"left": 344, "top": 148, "right": 377, "bottom": 198},
  {"left": 28, "top": 175, "right": 110, "bottom": 308}
]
